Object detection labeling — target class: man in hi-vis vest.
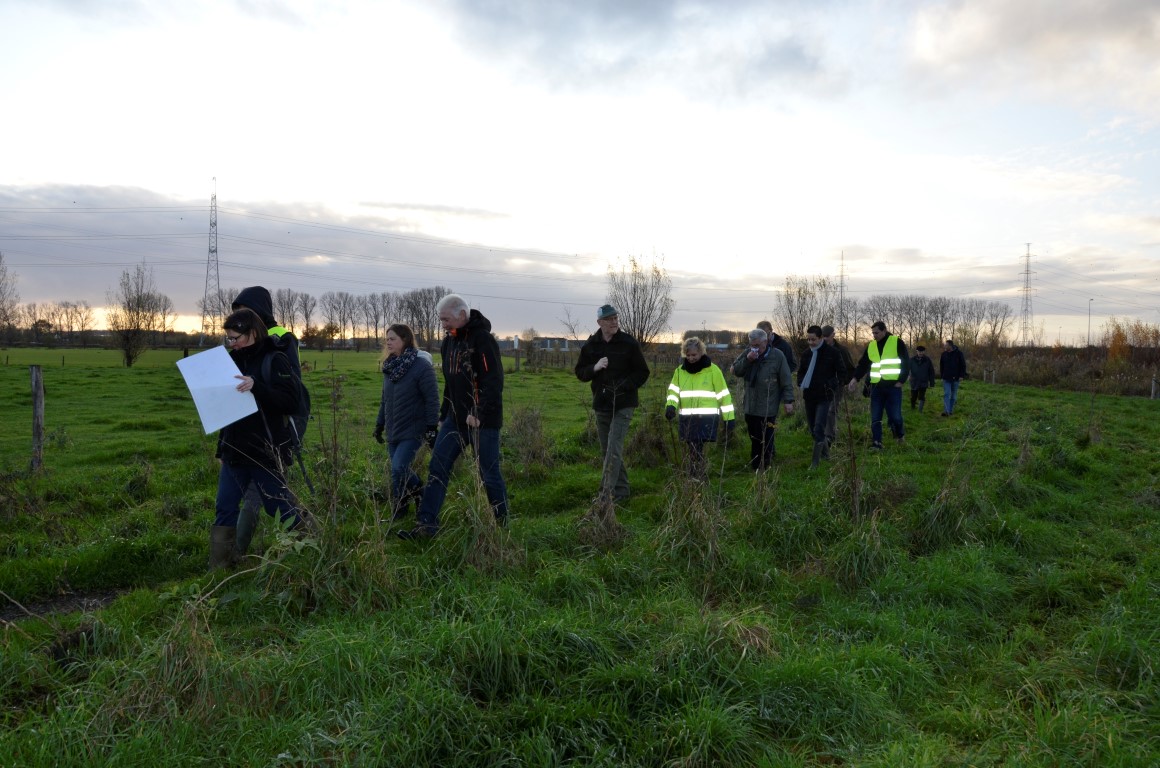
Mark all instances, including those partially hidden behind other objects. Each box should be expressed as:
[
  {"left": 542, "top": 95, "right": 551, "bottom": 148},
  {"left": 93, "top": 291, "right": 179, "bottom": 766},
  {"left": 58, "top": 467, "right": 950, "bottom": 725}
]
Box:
[{"left": 847, "top": 320, "right": 910, "bottom": 451}]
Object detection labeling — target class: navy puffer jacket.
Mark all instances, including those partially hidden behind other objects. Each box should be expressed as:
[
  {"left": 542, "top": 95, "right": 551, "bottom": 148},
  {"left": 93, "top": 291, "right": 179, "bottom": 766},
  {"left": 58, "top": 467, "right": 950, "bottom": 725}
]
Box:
[{"left": 376, "top": 355, "right": 440, "bottom": 442}]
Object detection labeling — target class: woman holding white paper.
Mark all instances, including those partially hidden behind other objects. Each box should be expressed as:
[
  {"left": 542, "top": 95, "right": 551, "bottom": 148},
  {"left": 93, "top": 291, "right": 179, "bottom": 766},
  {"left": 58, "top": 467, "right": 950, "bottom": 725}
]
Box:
[{"left": 210, "top": 307, "right": 306, "bottom": 569}]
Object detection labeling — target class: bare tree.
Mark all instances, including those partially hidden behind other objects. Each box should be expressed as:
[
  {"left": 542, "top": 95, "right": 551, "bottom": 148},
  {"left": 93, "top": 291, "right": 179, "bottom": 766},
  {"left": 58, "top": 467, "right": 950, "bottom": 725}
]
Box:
[
  {"left": 319, "top": 292, "right": 343, "bottom": 342},
  {"left": 298, "top": 292, "right": 317, "bottom": 336},
  {"left": 106, "top": 263, "right": 169, "bottom": 367},
  {"left": 558, "top": 305, "right": 588, "bottom": 343},
  {"left": 273, "top": 288, "right": 298, "bottom": 331},
  {"left": 774, "top": 275, "right": 836, "bottom": 342},
  {"left": 952, "top": 298, "right": 986, "bottom": 348},
  {"left": 606, "top": 256, "right": 674, "bottom": 347},
  {"left": 0, "top": 252, "right": 18, "bottom": 344},
  {"left": 63, "top": 300, "right": 95, "bottom": 347},
  {"left": 400, "top": 286, "right": 452, "bottom": 350},
  {"left": 982, "top": 301, "right": 1014, "bottom": 350}
]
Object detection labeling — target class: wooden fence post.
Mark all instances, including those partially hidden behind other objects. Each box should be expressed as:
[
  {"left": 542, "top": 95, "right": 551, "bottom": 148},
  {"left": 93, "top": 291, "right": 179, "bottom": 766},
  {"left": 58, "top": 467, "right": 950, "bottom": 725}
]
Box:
[{"left": 31, "top": 365, "right": 44, "bottom": 472}]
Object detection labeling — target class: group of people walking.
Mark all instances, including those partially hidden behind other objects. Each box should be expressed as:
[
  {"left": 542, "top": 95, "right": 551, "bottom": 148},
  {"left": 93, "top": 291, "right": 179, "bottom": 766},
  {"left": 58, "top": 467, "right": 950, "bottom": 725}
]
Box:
[{"left": 207, "top": 288, "right": 968, "bottom": 564}]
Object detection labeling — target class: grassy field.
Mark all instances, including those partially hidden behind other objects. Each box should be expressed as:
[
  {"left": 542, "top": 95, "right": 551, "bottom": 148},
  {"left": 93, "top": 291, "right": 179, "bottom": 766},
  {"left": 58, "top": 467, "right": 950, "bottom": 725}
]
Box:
[{"left": 1, "top": 346, "right": 1157, "bottom": 766}]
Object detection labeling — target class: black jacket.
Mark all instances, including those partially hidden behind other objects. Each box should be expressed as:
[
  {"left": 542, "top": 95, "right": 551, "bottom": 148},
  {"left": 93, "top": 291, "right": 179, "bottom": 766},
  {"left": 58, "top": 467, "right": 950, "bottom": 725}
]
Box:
[
  {"left": 233, "top": 285, "right": 308, "bottom": 419},
  {"left": 440, "top": 309, "right": 504, "bottom": 429},
  {"left": 771, "top": 334, "right": 797, "bottom": 373},
  {"left": 909, "top": 354, "right": 937, "bottom": 389},
  {"left": 940, "top": 344, "right": 968, "bottom": 381},
  {"left": 796, "top": 342, "right": 848, "bottom": 402},
  {"left": 575, "top": 329, "right": 651, "bottom": 411},
  {"left": 217, "top": 337, "right": 301, "bottom": 470}
]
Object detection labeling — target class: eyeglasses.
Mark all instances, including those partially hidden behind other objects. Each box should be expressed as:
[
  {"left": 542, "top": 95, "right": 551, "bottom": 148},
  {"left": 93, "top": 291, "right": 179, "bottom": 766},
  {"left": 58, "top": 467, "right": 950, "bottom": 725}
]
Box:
[{"left": 225, "top": 334, "right": 243, "bottom": 344}]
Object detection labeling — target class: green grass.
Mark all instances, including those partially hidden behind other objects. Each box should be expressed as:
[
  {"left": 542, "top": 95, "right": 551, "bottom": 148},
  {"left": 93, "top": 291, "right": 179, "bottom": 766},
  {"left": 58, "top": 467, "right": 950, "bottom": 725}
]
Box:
[{"left": 0, "top": 350, "right": 1157, "bottom": 765}]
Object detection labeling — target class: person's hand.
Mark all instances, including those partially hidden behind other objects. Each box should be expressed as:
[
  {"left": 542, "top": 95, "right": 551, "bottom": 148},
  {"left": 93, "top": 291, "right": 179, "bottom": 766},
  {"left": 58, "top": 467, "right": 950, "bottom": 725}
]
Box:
[
  {"left": 594, "top": 357, "right": 609, "bottom": 372},
  {"left": 373, "top": 425, "right": 385, "bottom": 444},
  {"left": 746, "top": 347, "right": 759, "bottom": 361},
  {"left": 784, "top": 402, "right": 795, "bottom": 415},
  {"left": 726, "top": 419, "right": 736, "bottom": 433},
  {"left": 665, "top": 405, "right": 676, "bottom": 421},
  {"left": 466, "top": 414, "right": 481, "bottom": 429},
  {"left": 424, "top": 426, "right": 438, "bottom": 449},
  {"left": 235, "top": 374, "right": 253, "bottom": 393}
]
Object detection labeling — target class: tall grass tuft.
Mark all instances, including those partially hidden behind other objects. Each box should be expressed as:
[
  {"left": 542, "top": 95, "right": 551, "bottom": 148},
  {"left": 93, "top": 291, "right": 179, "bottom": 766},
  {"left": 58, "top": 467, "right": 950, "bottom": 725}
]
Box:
[
  {"left": 654, "top": 475, "right": 722, "bottom": 573},
  {"left": 454, "top": 469, "right": 523, "bottom": 573},
  {"left": 577, "top": 492, "right": 627, "bottom": 548},
  {"left": 910, "top": 431, "right": 984, "bottom": 555},
  {"left": 829, "top": 513, "right": 893, "bottom": 590},
  {"left": 0, "top": 468, "right": 43, "bottom": 519},
  {"left": 626, "top": 406, "right": 671, "bottom": 469},
  {"left": 507, "top": 405, "right": 553, "bottom": 479},
  {"left": 829, "top": 395, "right": 870, "bottom": 519},
  {"left": 122, "top": 457, "right": 153, "bottom": 503}
]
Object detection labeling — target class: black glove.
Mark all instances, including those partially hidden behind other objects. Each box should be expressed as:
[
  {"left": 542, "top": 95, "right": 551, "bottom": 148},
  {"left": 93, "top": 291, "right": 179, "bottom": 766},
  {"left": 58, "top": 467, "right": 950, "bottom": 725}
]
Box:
[
  {"left": 726, "top": 419, "right": 736, "bottom": 433},
  {"left": 665, "top": 405, "right": 676, "bottom": 421},
  {"left": 373, "top": 425, "right": 385, "bottom": 444},
  {"left": 424, "top": 426, "right": 439, "bottom": 449}
]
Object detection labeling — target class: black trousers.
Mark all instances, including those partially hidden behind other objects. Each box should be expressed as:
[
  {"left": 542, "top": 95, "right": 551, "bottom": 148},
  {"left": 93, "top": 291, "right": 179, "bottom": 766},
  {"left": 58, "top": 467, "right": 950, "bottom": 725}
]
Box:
[{"left": 745, "top": 414, "right": 777, "bottom": 470}]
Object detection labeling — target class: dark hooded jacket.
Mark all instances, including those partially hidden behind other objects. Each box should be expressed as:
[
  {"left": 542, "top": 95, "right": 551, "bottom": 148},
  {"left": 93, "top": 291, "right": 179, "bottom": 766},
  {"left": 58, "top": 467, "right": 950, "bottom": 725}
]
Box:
[
  {"left": 217, "top": 336, "right": 301, "bottom": 470},
  {"left": 440, "top": 309, "right": 504, "bottom": 429},
  {"left": 232, "top": 286, "right": 309, "bottom": 422},
  {"left": 575, "top": 329, "right": 651, "bottom": 411}
]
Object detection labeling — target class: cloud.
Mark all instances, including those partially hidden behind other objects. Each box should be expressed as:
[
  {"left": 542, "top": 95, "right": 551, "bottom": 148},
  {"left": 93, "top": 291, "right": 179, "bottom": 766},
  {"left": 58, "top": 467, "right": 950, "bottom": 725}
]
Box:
[
  {"left": 429, "top": 0, "right": 843, "bottom": 100},
  {"left": 910, "top": 0, "right": 1160, "bottom": 114},
  {"left": 358, "top": 201, "right": 509, "bottom": 220}
]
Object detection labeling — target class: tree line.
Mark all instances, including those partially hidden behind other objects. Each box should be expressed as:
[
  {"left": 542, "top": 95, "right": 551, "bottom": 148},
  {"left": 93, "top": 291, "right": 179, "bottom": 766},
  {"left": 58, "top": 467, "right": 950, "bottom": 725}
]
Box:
[{"left": 199, "top": 284, "right": 453, "bottom": 353}]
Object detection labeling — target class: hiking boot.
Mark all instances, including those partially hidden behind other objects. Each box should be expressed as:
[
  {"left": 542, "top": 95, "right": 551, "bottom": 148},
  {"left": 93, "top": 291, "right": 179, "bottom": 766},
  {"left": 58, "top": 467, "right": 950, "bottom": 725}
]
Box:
[
  {"left": 397, "top": 525, "right": 437, "bottom": 541},
  {"left": 870, "top": 441, "right": 884, "bottom": 451}
]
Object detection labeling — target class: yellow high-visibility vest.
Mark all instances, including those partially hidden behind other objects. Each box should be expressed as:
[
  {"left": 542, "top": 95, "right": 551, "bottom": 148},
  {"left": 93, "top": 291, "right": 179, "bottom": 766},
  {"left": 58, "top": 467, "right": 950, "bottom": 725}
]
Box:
[
  {"left": 867, "top": 335, "right": 902, "bottom": 382},
  {"left": 666, "top": 364, "right": 735, "bottom": 420}
]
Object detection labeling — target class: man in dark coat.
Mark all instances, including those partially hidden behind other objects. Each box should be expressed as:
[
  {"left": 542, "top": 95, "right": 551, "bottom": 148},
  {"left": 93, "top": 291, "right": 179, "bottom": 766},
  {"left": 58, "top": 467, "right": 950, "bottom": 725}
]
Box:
[
  {"left": 575, "top": 304, "right": 651, "bottom": 502},
  {"left": 798, "top": 325, "right": 848, "bottom": 468},
  {"left": 909, "top": 345, "right": 937, "bottom": 412},
  {"left": 399, "top": 294, "right": 508, "bottom": 539},
  {"left": 939, "top": 339, "right": 968, "bottom": 416}
]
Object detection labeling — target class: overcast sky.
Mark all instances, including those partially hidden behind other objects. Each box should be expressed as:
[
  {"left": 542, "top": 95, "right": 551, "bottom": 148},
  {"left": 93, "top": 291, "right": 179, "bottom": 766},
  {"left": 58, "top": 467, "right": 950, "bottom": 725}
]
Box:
[{"left": 1, "top": 0, "right": 1158, "bottom": 343}]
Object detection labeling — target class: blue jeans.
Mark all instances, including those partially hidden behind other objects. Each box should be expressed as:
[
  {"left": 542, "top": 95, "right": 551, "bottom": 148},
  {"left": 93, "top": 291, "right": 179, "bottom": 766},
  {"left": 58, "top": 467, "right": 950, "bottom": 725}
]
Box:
[
  {"left": 416, "top": 420, "right": 508, "bottom": 531},
  {"left": 869, "top": 384, "right": 904, "bottom": 444},
  {"left": 388, "top": 438, "right": 423, "bottom": 508},
  {"left": 595, "top": 407, "right": 634, "bottom": 499},
  {"left": 943, "top": 380, "right": 961, "bottom": 415},
  {"left": 215, "top": 462, "right": 299, "bottom": 528}
]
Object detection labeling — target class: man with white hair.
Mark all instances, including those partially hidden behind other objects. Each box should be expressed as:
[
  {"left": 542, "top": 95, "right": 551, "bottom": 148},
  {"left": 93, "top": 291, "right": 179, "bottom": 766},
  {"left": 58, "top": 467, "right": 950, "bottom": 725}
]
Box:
[{"left": 398, "top": 294, "right": 508, "bottom": 539}]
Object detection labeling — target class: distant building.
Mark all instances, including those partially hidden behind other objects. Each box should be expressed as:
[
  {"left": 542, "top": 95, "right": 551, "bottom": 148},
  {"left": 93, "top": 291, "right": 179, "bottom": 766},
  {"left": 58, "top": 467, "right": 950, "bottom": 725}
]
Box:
[{"left": 533, "top": 336, "right": 573, "bottom": 352}]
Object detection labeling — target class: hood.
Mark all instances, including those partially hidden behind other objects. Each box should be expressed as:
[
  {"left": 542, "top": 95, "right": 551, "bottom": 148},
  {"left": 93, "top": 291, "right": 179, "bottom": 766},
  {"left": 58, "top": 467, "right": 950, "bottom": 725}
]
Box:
[
  {"left": 461, "top": 308, "right": 492, "bottom": 336},
  {"left": 233, "top": 286, "right": 276, "bottom": 327}
]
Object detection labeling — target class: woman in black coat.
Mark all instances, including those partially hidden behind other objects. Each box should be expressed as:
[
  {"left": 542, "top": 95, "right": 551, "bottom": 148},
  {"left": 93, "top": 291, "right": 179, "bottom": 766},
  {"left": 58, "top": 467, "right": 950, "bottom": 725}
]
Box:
[{"left": 211, "top": 308, "right": 305, "bottom": 568}]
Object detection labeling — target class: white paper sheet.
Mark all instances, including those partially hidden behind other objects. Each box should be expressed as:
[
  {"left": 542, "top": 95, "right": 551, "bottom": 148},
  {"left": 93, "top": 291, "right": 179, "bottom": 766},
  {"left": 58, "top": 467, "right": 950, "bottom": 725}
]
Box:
[{"left": 176, "top": 345, "right": 258, "bottom": 434}]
